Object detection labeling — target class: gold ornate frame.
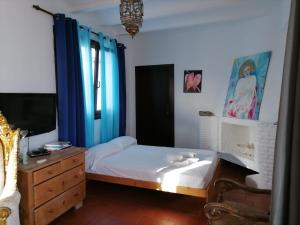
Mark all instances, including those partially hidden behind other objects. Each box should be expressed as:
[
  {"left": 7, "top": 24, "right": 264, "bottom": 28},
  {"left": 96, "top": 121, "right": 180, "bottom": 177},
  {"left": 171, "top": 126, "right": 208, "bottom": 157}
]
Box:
[{"left": 0, "top": 112, "right": 20, "bottom": 225}]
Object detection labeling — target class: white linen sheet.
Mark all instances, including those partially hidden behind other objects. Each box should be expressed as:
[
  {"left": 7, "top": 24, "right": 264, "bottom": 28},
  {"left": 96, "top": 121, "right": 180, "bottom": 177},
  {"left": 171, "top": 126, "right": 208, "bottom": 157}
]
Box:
[{"left": 86, "top": 142, "right": 218, "bottom": 191}]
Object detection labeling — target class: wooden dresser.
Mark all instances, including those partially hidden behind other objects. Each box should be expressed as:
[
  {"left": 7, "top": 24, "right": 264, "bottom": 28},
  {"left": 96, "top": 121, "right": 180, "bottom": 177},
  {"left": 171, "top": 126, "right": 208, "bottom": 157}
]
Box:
[{"left": 18, "top": 147, "right": 86, "bottom": 225}]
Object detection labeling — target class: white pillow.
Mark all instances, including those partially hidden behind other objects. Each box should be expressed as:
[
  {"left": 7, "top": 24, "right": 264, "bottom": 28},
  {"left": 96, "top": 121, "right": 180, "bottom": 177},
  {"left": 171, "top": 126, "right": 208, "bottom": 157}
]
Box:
[
  {"left": 109, "top": 136, "right": 137, "bottom": 150},
  {"left": 85, "top": 142, "right": 122, "bottom": 170}
]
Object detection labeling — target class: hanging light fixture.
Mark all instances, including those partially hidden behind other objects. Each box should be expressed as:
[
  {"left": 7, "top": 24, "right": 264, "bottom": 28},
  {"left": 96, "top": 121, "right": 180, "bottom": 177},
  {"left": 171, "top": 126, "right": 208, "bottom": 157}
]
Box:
[{"left": 120, "top": 0, "right": 144, "bottom": 38}]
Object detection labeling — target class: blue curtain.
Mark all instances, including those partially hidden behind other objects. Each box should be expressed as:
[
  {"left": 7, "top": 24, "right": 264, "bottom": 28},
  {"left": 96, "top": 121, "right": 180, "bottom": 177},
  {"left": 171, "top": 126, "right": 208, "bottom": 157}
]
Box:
[
  {"left": 116, "top": 43, "right": 126, "bottom": 136},
  {"left": 99, "top": 33, "right": 120, "bottom": 143},
  {"left": 78, "top": 26, "right": 95, "bottom": 147},
  {"left": 53, "top": 14, "right": 94, "bottom": 147}
]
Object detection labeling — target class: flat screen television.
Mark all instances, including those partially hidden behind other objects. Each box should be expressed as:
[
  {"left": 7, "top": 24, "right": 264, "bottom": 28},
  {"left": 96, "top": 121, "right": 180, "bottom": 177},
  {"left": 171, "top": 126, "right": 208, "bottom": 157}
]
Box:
[{"left": 0, "top": 93, "right": 56, "bottom": 136}]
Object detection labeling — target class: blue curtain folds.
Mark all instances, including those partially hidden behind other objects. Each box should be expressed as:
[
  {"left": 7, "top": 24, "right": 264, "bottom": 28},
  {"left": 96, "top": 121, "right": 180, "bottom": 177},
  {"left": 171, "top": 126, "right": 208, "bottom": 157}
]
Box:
[
  {"left": 53, "top": 14, "right": 85, "bottom": 147},
  {"left": 98, "top": 33, "right": 107, "bottom": 142},
  {"left": 78, "top": 26, "right": 95, "bottom": 147},
  {"left": 54, "top": 15, "right": 124, "bottom": 146},
  {"left": 116, "top": 43, "right": 126, "bottom": 136},
  {"left": 99, "top": 33, "right": 120, "bottom": 143},
  {"left": 54, "top": 14, "right": 94, "bottom": 147}
]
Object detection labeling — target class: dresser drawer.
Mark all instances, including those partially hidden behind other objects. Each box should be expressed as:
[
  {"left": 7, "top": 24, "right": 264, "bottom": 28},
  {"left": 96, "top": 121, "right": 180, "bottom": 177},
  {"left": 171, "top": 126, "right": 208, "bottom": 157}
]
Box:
[
  {"left": 18, "top": 147, "right": 86, "bottom": 225},
  {"left": 33, "top": 162, "right": 62, "bottom": 185},
  {"left": 63, "top": 182, "right": 85, "bottom": 209},
  {"left": 61, "top": 153, "right": 84, "bottom": 171},
  {"left": 63, "top": 165, "right": 85, "bottom": 190},
  {"left": 34, "top": 174, "right": 64, "bottom": 207},
  {"left": 34, "top": 193, "right": 64, "bottom": 225},
  {"left": 34, "top": 182, "right": 85, "bottom": 225}
]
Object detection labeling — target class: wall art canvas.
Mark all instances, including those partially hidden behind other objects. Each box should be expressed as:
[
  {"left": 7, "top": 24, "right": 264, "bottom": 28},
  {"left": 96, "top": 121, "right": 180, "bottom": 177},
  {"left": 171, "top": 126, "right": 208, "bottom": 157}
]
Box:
[
  {"left": 223, "top": 51, "right": 272, "bottom": 120},
  {"left": 183, "top": 70, "right": 202, "bottom": 93}
]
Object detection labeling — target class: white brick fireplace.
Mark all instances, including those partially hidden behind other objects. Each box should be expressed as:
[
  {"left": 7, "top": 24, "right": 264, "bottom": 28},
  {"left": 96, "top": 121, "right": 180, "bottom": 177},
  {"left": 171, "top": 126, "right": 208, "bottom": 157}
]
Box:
[{"left": 199, "top": 116, "right": 277, "bottom": 189}]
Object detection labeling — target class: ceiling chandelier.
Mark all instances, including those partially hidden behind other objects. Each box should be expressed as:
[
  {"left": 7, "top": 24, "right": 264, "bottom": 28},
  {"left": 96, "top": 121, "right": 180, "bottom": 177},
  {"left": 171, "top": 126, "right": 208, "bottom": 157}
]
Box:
[{"left": 120, "top": 0, "right": 144, "bottom": 38}]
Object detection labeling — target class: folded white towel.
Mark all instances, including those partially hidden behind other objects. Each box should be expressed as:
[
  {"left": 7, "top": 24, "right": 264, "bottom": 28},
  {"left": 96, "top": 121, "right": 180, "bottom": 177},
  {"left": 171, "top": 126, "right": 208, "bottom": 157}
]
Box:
[
  {"left": 166, "top": 154, "right": 184, "bottom": 162},
  {"left": 181, "top": 152, "right": 196, "bottom": 158},
  {"left": 172, "top": 157, "right": 199, "bottom": 167},
  {"left": 173, "top": 159, "right": 191, "bottom": 167},
  {"left": 187, "top": 157, "right": 199, "bottom": 163}
]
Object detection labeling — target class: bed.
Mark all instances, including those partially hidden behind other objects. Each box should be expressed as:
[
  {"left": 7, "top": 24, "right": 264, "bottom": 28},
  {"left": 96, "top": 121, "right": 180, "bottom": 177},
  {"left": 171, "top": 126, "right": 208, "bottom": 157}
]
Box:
[{"left": 85, "top": 136, "right": 221, "bottom": 202}]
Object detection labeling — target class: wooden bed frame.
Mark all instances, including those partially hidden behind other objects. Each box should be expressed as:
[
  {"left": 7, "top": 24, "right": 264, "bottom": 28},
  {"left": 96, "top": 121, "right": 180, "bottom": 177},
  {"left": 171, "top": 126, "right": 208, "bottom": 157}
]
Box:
[{"left": 86, "top": 159, "right": 221, "bottom": 202}]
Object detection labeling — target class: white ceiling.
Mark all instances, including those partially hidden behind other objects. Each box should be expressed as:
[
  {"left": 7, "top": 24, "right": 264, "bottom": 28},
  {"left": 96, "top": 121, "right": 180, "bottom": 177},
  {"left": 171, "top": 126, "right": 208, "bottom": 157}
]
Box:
[{"left": 39, "top": 0, "right": 282, "bottom": 37}]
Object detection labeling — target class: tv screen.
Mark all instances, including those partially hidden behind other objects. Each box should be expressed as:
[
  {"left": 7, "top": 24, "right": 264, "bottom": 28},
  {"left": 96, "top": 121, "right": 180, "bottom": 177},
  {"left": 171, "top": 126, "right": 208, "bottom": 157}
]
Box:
[{"left": 0, "top": 93, "right": 56, "bottom": 136}]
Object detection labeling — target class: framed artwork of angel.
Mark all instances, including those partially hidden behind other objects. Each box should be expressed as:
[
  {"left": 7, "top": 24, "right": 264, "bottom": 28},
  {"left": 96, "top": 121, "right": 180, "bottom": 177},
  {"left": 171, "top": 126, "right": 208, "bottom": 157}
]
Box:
[{"left": 183, "top": 70, "right": 202, "bottom": 93}]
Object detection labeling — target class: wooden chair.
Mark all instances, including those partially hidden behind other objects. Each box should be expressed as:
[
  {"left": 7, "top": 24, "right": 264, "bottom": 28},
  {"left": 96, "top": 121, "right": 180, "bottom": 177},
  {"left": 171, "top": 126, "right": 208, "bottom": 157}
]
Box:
[
  {"left": 0, "top": 112, "right": 21, "bottom": 225},
  {"left": 204, "top": 178, "right": 271, "bottom": 225}
]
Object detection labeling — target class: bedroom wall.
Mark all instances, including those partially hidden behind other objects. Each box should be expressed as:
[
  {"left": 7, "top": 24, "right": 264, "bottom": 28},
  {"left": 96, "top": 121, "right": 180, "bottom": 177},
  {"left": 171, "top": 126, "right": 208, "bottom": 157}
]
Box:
[
  {"left": 0, "top": 0, "right": 289, "bottom": 151},
  {"left": 0, "top": 0, "right": 58, "bottom": 151},
  {"left": 119, "top": 3, "right": 289, "bottom": 149},
  {"left": 0, "top": 0, "right": 103, "bottom": 151}
]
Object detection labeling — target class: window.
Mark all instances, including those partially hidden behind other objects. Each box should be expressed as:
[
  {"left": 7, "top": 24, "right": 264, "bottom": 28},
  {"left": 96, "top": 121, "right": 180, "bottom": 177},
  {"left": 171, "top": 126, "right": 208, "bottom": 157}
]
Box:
[{"left": 91, "top": 40, "right": 101, "bottom": 119}]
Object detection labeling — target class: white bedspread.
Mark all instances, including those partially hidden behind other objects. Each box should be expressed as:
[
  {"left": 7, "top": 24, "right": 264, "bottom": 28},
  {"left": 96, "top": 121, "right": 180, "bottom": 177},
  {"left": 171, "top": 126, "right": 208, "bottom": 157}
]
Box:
[{"left": 86, "top": 139, "right": 218, "bottom": 190}]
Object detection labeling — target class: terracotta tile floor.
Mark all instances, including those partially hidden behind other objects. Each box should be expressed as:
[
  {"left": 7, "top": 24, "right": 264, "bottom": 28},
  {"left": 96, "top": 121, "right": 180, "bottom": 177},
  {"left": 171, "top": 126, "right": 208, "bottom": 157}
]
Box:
[{"left": 50, "top": 161, "right": 266, "bottom": 225}]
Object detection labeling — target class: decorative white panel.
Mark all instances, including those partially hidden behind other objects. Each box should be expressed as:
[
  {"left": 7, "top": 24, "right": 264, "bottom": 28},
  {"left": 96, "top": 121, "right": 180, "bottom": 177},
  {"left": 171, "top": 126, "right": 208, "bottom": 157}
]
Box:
[
  {"left": 248, "top": 122, "right": 277, "bottom": 189},
  {"left": 199, "top": 115, "right": 219, "bottom": 151}
]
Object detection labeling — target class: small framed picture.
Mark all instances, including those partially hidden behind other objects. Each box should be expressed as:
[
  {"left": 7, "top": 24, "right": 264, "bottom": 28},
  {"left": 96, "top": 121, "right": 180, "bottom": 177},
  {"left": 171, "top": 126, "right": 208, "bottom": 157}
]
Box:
[{"left": 183, "top": 70, "right": 202, "bottom": 93}]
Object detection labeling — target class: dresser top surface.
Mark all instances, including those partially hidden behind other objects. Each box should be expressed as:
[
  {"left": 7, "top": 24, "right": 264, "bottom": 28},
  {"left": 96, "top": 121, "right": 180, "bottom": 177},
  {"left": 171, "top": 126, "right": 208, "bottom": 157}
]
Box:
[{"left": 18, "top": 147, "right": 85, "bottom": 172}]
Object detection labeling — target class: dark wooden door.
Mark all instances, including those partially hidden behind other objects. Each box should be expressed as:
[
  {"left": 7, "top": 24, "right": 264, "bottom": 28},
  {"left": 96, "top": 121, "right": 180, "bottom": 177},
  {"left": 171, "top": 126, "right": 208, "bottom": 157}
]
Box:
[{"left": 135, "top": 64, "right": 174, "bottom": 147}]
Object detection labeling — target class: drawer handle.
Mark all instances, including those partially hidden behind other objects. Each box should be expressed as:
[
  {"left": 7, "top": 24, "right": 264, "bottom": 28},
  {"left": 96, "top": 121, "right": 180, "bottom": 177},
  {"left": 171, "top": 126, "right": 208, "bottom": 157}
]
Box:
[
  {"left": 48, "top": 209, "right": 54, "bottom": 213},
  {"left": 47, "top": 170, "right": 53, "bottom": 175},
  {"left": 72, "top": 159, "right": 78, "bottom": 163},
  {"left": 48, "top": 188, "right": 53, "bottom": 193},
  {"left": 74, "top": 174, "right": 79, "bottom": 179},
  {"left": 74, "top": 193, "right": 79, "bottom": 197}
]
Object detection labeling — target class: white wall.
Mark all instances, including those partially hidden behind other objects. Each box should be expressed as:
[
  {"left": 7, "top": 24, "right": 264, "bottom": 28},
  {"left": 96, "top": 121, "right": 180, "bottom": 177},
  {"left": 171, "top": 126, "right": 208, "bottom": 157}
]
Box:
[
  {"left": 0, "top": 0, "right": 289, "bottom": 151},
  {"left": 0, "top": 0, "right": 58, "bottom": 151},
  {"left": 119, "top": 4, "right": 289, "bottom": 149},
  {"left": 0, "top": 0, "right": 103, "bottom": 151}
]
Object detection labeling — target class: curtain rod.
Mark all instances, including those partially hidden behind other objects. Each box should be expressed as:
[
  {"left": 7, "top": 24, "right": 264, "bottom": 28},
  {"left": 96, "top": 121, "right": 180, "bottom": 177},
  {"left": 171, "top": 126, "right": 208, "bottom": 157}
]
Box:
[
  {"left": 33, "top": 5, "right": 101, "bottom": 37},
  {"left": 32, "top": 5, "right": 126, "bottom": 49}
]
